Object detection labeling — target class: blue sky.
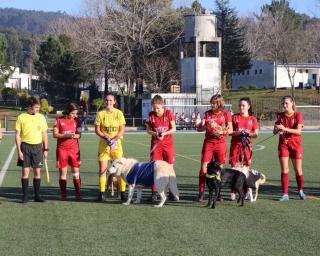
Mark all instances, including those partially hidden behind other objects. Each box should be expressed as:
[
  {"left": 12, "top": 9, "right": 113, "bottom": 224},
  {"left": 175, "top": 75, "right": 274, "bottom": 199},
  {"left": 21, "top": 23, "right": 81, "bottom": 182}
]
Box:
[{"left": 0, "top": 0, "right": 319, "bottom": 17}]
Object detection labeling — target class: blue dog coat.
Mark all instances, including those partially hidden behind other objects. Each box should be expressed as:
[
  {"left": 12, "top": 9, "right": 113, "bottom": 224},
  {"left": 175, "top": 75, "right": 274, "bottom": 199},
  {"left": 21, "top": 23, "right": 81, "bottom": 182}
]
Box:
[{"left": 126, "top": 161, "right": 155, "bottom": 186}]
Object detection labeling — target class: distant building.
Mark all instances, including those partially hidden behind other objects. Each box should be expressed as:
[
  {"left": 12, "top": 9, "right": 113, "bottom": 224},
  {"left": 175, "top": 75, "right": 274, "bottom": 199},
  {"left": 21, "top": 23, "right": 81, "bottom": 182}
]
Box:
[
  {"left": 180, "top": 13, "right": 222, "bottom": 104},
  {"left": 232, "top": 60, "right": 320, "bottom": 89},
  {"left": 4, "top": 67, "right": 39, "bottom": 91}
]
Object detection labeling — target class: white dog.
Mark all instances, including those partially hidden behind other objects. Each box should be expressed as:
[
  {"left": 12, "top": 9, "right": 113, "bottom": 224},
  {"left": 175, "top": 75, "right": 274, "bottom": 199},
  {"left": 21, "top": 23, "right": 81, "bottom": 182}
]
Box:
[{"left": 108, "top": 158, "right": 179, "bottom": 207}]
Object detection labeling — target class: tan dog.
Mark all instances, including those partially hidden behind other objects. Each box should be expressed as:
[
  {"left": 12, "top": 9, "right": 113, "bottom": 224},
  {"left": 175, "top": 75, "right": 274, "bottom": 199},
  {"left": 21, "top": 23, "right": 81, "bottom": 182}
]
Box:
[
  {"left": 108, "top": 158, "right": 179, "bottom": 207},
  {"left": 106, "top": 174, "right": 120, "bottom": 197}
]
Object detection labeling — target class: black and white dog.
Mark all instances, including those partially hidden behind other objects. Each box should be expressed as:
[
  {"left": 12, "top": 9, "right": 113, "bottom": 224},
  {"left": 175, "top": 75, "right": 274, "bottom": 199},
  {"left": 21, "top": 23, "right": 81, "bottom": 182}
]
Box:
[
  {"left": 206, "top": 161, "right": 246, "bottom": 208},
  {"left": 206, "top": 161, "right": 266, "bottom": 208}
]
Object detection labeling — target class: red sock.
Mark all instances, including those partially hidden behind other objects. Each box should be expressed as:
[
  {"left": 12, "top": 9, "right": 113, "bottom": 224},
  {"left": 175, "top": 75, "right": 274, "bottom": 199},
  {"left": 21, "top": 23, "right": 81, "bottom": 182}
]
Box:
[
  {"left": 199, "top": 170, "right": 206, "bottom": 193},
  {"left": 281, "top": 173, "right": 289, "bottom": 194},
  {"left": 295, "top": 175, "right": 304, "bottom": 191},
  {"left": 151, "top": 185, "right": 157, "bottom": 193},
  {"left": 73, "top": 177, "right": 81, "bottom": 198},
  {"left": 59, "top": 179, "right": 67, "bottom": 199}
]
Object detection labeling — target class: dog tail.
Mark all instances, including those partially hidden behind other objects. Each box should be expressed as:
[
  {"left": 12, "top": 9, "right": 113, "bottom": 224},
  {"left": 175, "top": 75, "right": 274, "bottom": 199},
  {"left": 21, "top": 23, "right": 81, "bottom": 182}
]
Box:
[
  {"left": 169, "top": 167, "right": 179, "bottom": 201},
  {"left": 261, "top": 174, "right": 266, "bottom": 184}
]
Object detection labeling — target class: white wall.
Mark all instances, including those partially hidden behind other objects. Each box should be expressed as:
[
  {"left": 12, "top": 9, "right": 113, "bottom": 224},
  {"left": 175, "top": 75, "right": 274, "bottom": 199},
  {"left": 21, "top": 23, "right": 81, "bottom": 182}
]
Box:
[
  {"left": 232, "top": 60, "right": 274, "bottom": 89},
  {"left": 232, "top": 61, "right": 320, "bottom": 89},
  {"left": 4, "top": 67, "right": 38, "bottom": 90}
]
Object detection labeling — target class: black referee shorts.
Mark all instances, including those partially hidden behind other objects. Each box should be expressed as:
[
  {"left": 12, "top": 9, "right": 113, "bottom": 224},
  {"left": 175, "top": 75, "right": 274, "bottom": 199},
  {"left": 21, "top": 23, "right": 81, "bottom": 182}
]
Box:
[{"left": 17, "top": 143, "right": 44, "bottom": 169}]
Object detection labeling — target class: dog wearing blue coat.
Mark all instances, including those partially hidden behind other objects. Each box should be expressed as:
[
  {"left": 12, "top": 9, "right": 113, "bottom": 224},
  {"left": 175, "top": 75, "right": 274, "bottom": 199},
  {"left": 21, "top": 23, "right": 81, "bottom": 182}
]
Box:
[{"left": 108, "top": 158, "right": 179, "bottom": 207}]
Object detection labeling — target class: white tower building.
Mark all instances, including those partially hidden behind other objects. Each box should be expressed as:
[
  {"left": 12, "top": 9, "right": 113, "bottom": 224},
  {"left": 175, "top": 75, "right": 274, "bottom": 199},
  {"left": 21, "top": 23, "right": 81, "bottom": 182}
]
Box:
[{"left": 180, "top": 13, "right": 221, "bottom": 104}]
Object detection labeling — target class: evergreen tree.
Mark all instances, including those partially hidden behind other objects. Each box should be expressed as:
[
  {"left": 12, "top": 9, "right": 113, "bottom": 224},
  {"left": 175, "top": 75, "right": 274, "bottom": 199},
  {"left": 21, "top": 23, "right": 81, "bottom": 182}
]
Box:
[
  {"left": 0, "top": 33, "right": 13, "bottom": 88},
  {"left": 34, "top": 35, "right": 92, "bottom": 99},
  {"left": 215, "top": 0, "right": 251, "bottom": 89}
]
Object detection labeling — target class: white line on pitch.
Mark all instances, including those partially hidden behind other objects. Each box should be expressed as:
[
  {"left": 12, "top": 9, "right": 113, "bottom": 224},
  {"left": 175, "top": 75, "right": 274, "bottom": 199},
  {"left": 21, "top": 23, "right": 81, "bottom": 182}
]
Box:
[{"left": 0, "top": 145, "right": 16, "bottom": 186}]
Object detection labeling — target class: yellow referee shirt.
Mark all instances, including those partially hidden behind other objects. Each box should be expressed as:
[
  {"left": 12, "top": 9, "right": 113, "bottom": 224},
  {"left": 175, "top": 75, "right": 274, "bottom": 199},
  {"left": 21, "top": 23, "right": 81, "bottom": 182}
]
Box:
[{"left": 16, "top": 113, "right": 48, "bottom": 144}]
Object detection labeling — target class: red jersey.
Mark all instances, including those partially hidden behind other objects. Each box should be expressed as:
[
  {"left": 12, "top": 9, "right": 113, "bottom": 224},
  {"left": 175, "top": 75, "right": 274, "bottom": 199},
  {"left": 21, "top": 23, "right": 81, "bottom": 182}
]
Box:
[
  {"left": 54, "top": 117, "right": 81, "bottom": 149},
  {"left": 146, "top": 109, "right": 174, "bottom": 145},
  {"left": 231, "top": 114, "right": 259, "bottom": 144},
  {"left": 203, "top": 110, "right": 232, "bottom": 143},
  {"left": 275, "top": 112, "right": 303, "bottom": 145}
]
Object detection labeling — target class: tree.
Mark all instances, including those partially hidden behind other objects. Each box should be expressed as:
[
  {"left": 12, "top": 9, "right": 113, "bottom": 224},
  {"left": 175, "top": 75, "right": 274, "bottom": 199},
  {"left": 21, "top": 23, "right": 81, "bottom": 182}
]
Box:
[
  {"left": 192, "top": 1, "right": 203, "bottom": 14},
  {"left": 34, "top": 35, "right": 92, "bottom": 99},
  {"left": 54, "top": 0, "right": 183, "bottom": 96},
  {"left": 215, "top": 0, "right": 251, "bottom": 90},
  {"left": 258, "top": 0, "right": 303, "bottom": 95},
  {"left": 0, "top": 33, "right": 13, "bottom": 88}
]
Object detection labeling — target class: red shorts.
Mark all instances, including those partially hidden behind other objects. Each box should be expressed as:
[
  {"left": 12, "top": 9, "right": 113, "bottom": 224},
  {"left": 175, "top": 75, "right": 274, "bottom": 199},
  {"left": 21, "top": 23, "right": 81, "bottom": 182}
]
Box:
[
  {"left": 56, "top": 147, "right": 81, "bottom": 168},
  {"left": 150, "top": 142, "right": 175, "bottom": 164},
  {"left": 278, "top": 142, "right": 303, "bottom": 159},
  {"left": 201, "top": 141, "right": 226, "bottom": 164},
  {"left": 229, "top": 143, "right": 252, "bottom": 166}
]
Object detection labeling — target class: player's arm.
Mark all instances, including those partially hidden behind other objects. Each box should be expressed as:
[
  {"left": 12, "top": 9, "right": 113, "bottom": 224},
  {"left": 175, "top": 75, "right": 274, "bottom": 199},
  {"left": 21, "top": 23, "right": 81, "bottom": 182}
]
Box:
[
  {"left": 276, "top": 123, "right": 303, "bottom": 135},
  {"left": 249, "top": 129, "right": 259, "bottom": 138},
  {"left": 196, "top": 118, "right": 206, "bottom": 132},
  {"left": 225, "top": 121, "right": 233, "bottom": 135},
  {"left": 146, "top": 123, "right": 157, "bottom": 137},
  {"left": 95, "top": 124, "right": 106, "bottom": 139},
  {"left": 42, "top": 130, "right": 48, "bottom": 158},
  {"left": 15, "top": 130, "right": 23, "bottom": 160},
  {"left": 53, "top": 128, "right": 74, "bottom": 139},
  {"left": 162, "top": 120, "right": 176, "bottom": 136}
]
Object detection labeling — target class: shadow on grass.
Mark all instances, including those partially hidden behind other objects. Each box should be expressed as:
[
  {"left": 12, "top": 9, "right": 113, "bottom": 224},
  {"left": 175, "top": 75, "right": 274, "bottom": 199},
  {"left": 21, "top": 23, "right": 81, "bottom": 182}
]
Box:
[{"left": 0, "top": 178, "right": 318, "bottom": 205}]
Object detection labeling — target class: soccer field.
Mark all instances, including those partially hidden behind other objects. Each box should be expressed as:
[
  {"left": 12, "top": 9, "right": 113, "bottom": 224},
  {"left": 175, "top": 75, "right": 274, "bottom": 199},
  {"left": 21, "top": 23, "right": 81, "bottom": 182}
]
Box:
[{"left": 0, "top": 132, "right": 319, "bottom": 256}]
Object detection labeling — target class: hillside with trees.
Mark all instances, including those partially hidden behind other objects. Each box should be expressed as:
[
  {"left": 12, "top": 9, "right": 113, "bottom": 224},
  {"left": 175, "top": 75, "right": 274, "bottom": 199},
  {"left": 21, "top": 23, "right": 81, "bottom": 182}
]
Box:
[{"left": 0, "top": 8, "right": 66, "bottom": 34}]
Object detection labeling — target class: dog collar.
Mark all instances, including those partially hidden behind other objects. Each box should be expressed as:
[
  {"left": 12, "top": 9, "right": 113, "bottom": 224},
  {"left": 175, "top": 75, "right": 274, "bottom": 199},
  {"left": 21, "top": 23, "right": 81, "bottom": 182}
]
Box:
[{"left": 206, "top": 174, "right": 221, "bottom": 181}]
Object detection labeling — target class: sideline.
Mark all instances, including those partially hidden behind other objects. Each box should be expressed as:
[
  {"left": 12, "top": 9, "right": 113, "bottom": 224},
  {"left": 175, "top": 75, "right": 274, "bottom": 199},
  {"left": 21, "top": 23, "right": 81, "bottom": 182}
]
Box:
[{"left": 0, "top": 145, "right": 16, "bottom": 186}]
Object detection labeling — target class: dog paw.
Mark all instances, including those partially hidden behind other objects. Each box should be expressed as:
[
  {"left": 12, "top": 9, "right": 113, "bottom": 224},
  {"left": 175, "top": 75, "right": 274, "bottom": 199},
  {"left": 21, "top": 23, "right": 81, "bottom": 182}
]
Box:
[
  {"left": 134, "top": 200, "right": 141, "bottom": 204},
  {"left": 122, "top": 202, "right": 130, "bottom": 206},
  {"left": 154, "top": 204, "right": 163, "bottom": 208}
]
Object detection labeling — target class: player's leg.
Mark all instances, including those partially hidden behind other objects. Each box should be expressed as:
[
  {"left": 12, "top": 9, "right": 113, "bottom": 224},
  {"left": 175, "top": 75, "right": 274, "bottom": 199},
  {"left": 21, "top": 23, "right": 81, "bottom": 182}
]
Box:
[
  {"left": 111, "top": 145, "right": 127, "bottom": 202},
  {"left": 59, "top": 167, "right": 68, "bottom": 200},
  {"left": 57, "top": 148, "right": 68, "bottom": 200},
  {"left": 198, "top": 141, "right": 213, "bottom": 202},
  {"left": 31, "top": 144, "right": 45, "bottom": 202},
  {"left": 290, "top": 146, "right": 305, "bottom": 199},
  {"left": 70, "top": 150, "right": 81, "bottom": 200},
  {"left": 279, "top": 144, "right": 290, "bottom": 201},
  {"left": 97, "top": 160, "right": 108, "bottom": 201},
  {"left": 149, "top": 144, "right": 163, "bottom": 201},
  {"left": 19, "top": 143, "right": 31, "bottom": 203}
]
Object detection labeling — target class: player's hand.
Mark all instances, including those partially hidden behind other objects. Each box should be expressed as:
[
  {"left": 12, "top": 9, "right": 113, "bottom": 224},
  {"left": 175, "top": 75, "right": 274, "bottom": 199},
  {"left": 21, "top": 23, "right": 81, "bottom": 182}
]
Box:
[
  {"left": 276, "top": 124, "right": 285, "bottom": 131},
  {"left": 43, "top": 151, "right": 48, "bottom": 159},
  {"left": 103, "top": 135, "right": 112, "bottom": 144},
  {"left": 156, "top": 132, "right": 164, "bottom": 140},
  {"left": 19, "top": 151, "right": 24, "bottom": 161}
]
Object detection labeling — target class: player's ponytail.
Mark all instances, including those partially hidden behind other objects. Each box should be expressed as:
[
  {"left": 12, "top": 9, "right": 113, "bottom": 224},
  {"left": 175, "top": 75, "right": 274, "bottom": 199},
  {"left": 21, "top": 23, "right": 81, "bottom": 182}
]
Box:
[{"left": 239, "top": 97, "right": 254, "bottom": 116}]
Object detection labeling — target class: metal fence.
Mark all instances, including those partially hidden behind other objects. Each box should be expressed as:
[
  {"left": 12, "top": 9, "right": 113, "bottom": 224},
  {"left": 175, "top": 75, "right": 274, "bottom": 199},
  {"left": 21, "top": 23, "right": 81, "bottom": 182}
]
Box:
[{"left": 1, "top": 105, "right": 320, "bottom": 131}]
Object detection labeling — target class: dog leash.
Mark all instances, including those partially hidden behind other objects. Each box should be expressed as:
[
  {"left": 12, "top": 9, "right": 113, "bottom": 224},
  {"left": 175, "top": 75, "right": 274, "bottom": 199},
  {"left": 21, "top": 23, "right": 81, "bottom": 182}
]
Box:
[{"left": 228, "top": 133, "right": 277, "bottom": 164}]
